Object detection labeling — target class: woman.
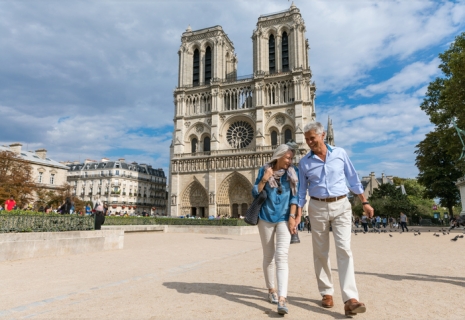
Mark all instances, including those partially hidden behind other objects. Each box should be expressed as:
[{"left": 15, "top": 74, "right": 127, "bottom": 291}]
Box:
[
  {"left": 58, "top": 197, "right": 72, "bottom": 214},
  {"left": 252, "top": 143, "right": 299, "bottom": 315},
  {"left": 93, "top": 199, "right": 105, "bottom": 230}
]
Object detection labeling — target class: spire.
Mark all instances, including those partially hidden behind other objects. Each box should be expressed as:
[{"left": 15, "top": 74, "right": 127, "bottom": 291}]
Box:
[
  {"left": 186, "top": 25, "right": 192, "bottom": 32},
  {"left": 325, "top": 116, "right": 335, "bottom": 146},
  {"left": 290, "top": 1, "right": 296, "bottom": 9}
]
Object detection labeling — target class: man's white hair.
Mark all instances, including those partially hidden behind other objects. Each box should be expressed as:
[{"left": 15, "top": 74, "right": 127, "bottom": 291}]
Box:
[{"left": 303, "top": 121, "right": 325, "bottom": 135}]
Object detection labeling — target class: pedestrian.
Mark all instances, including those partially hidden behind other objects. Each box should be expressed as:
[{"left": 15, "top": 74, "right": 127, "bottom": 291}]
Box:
[
  {"left": 361, "top": 215, "right": 368, "bottom": 232},
  {"left": 85, "top": 203, "right": 92, "bottom": 215},
  {"left": 93, "top": 199, "right": 105, "bottom": 230},
  {"left": 297, "top": 121, "right": 374, "bottom": 317},
  {"left": 4, "top": 196, "right": 16, "bottom": 211},
  {"left": 382, "top": 216, "right": 387, "bottom": 228},
  {"left": 252, "top": 143, "right": 299, "bottom": 315},
  {"left": 58, "top": 197, "right": 72, "bottom": 214},
  {"left": 400, "top": 212, "right": 409, "bottom": 232},
  {"left": 388, "top": 216, "right": 393, "bottom": 229},
  {"left": 354, "top": 216, "right": 360, "bottom": 229},
  {"left": 305, "top": 216, "right": 311, "bottom": 233}
]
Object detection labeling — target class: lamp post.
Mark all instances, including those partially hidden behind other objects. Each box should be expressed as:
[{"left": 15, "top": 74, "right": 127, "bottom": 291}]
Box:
[{"left": 452, "top": 120, "right": 465, "bottom": 216}]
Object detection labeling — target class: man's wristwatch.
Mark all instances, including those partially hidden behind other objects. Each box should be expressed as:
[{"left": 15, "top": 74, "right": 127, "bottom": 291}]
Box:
[
  {"left": 290, "top": 214, "right": 296, "bottom": 219},
  {"left": 362, "top": 202, "right": 370, "bottom": 205}
]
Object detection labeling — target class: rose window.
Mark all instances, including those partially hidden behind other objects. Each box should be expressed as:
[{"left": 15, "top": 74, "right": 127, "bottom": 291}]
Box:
[{"left": 227, "top": 121, "right": 254, "bottom": 149}]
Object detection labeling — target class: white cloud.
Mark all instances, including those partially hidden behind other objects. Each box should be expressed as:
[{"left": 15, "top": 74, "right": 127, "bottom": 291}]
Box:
[{"left": 355, "top": 58, "right": 441, "bottom": 97}]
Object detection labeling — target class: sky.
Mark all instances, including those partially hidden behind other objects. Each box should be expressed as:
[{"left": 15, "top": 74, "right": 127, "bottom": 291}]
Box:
[{"left": 1, "top": 0, "right": 465, "bottom": 180}]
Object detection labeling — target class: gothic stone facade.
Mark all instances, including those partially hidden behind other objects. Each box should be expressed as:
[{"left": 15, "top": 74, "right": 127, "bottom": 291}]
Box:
[{"left": 169, "top": 4, "right": 316, "bottom": 217}]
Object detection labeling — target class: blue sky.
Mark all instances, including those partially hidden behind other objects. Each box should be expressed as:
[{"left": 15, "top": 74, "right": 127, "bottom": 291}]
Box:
[{"left": 1, "top": 0, "right": 465, "bottom": 180}]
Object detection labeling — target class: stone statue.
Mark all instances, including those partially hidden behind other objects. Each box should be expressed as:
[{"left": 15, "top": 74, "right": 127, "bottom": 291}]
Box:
[{"left": 452, "top": 120, "right": 465, "bottom": 160}]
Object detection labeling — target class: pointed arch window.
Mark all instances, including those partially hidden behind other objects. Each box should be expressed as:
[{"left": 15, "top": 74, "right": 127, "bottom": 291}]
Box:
[
  {"left": 271, "top": 131, "right": 278, "bottom": 146},
  {"left": 269, "top": 34, "right": 275, "bottom": 74},
  {"left": 205, "top": 46, "right": 212, "bottom": 84},
  {"left": 284, "top": 129, "right": 292, "bottom": 143},
  {"left": 203, "top": 137, "right": 211, "bottom": 152},
  {"left": 282, "top": 32, "right": 289, "bottom": 71},
  {"left": 191, "top": 138, "right": 198, "bottom": 153},
  {"left": 193, "top": 49, "right": 200, "bottom": 86}
]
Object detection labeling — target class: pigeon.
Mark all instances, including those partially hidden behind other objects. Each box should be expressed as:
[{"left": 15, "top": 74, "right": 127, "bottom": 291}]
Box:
[
  {"left": 451, "top": 236, "right": 459, "bottom": 241},
  {"left": 459, "top": 235, "right": 464, "bottom": 238},
  {"left": 436, "top": 234, "right": 440, "bottom": 237},
  {"left": 389, "top": 234, "right": 393, "bottom": 237},
  {"left": 418, "top": 232, "right": 421, "bottom": 235},
  {"left": 414, "top": 233, "right": 418, "bottom": 236},
  {"left": 443, "top": 232, "right": 447, "bottom": 235}
]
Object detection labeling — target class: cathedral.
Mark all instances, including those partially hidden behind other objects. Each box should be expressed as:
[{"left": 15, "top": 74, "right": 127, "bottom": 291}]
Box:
[{"left": 168, "top": 3, "right": 319, "bottom": 217}]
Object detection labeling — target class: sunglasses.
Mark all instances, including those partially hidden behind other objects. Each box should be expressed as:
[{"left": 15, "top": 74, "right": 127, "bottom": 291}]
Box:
[{"left": 276, "top": 179, "right": 282, "bottom": 195}]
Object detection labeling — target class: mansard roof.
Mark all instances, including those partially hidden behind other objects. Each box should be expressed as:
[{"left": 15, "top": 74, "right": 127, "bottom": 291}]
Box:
[
  {"left": 66, "top": 160, "right": 165, "bottom": 177},
  {"left": 0, "top": 145, "right": 68, "bottom": 170}
]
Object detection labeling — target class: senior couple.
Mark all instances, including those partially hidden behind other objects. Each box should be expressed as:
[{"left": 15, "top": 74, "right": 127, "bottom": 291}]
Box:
[{"left": 252, "top": 121, "right": 374, "bottom": 317}]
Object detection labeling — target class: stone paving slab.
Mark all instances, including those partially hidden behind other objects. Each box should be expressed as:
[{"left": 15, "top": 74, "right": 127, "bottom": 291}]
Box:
[{"left": 0, "top": 229, "right": 464, "bottom": 319}]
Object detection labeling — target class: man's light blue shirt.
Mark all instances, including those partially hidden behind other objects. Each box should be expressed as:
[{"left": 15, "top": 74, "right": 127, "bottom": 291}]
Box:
[
  {"left": 298, "top": 144, "right": 364, "bottom": 208},
  {"left": 252, "top": 166, "right": 299, "bottom": 223}
]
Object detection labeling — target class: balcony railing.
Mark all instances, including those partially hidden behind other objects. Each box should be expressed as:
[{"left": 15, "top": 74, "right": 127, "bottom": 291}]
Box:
[{"left": 173, "top": 145, "right": 277, "bottom": 158}]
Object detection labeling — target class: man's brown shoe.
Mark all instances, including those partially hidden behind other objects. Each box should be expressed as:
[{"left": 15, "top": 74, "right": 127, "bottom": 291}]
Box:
[
  {"left": 322, "top": 295, "right": 334, "bottom": 308},
  {"left": 344, "top": 299, "right": 366, "bottom": 318}
]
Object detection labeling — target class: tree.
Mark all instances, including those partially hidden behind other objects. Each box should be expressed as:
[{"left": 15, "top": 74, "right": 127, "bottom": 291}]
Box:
[
  {"left": 415, "top": 32, "right": 465, "bottom": 213},
  {"left": 370, "top": 183, "right": 417, "bottom": 218},
  {"left": 416, "top": 130, "right": 462, "bottom": 217},
  {"left": 0, "top": 151, "right": 38, "bottom": 208}
]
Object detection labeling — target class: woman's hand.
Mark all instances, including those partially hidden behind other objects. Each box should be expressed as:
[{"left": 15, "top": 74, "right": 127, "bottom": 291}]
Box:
[
  {"left": 263, "top": 167, "right": 273, "bottom": 181},
  {"left": 288, "top": 218, "right": 297, "bottom": 234}
]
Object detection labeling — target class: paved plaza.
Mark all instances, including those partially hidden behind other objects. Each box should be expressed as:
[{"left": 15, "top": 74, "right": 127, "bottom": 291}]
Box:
[{"left": 1, "top": 228, "right": 464, "bottom": 319}]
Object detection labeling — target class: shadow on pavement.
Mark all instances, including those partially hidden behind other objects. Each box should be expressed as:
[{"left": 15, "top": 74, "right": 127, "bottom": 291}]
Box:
[
  {"left": 163, "top": 282, "right": 347, "bottom": 319},
  {"left": 333, "top": 269, "right": 465, "bottom": 288}
]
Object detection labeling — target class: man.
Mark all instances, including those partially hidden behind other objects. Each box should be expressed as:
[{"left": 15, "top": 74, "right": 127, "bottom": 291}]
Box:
[
  {"left": 297, "top": 121, "right": 374, "bottom": 317},
  {"left": 400, "top": 212, "right": 408, "bottom": 232},
  {"left": 5, "top": 196, "right": 16, "bottom": 211}
]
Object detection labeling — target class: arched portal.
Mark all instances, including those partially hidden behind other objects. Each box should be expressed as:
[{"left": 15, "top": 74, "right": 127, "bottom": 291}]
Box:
[
  {"left": 217, "top": 172, "right": 253, "bottom": 217},
  {"left": 181, "top": 180, "right": 209, "bottom": 217}
]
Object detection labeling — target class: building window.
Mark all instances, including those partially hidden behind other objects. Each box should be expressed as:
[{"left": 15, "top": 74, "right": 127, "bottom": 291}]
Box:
[
  {"left": 205, "top": 46, "right": 212, "bottom": 84},
  {"left": 282, "top": 32, "right": 289, "bottom": 71},
  {"left": 191, "top": 138, "right": 198, "bottom": 153},
  {"left": 269, "top": 34, "right": 275, "bottom": 73},
  {"left": 85, "top": 172, "right": 88, "bottom": 177},
  {"left": 204, "top": 137, "right": 211, "bottom": 152},
  {"left": 284, "top": 129, "right": 292, "bottom": 143},
  {"left": 271, "top": 131, "right": 278, "bottom": 146},
  {"left": 227, "top": 121, "right": 254, "bottom": 149},
  {"left": 193, "top": 49, "right": 200, "bottom": 86},
  {"left": 38, "top": 172, "right": 43, "bottom": 183},
  {"left": 116, "top": 170, "right": 120, "bottom": 176},
  {"left": 50, "top": 174, "right": 55, "bottom": 185}
]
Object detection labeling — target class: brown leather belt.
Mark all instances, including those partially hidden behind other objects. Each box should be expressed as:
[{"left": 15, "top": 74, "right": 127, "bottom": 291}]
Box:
[{"left": 311, "top": 195, "right": 346, "bottom": 203}]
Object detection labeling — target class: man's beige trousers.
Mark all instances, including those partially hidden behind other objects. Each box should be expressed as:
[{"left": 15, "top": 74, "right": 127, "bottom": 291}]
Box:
[{"left": 308, "top": 197, "right": 359, "bottom": 302}]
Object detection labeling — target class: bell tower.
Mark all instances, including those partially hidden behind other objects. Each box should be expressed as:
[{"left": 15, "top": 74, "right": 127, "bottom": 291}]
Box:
[{"left": 169, "top": 2, "right": 316, "bottom": 217}]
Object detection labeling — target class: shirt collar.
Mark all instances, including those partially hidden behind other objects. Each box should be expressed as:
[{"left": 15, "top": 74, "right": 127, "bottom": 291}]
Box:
[{"left": 308, "top": 143, "right": 333, "bottom": 158}]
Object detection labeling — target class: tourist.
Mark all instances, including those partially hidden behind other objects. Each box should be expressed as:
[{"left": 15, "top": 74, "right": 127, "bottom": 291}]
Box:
[
  {"left": 252, "top": 143, "right": 299, "bottom": 315},
  {"left": 93, "top": 199, "right": 105, "bottom": 230},
  {"left": 58, "top": 197, "right": 72, "bottom": 214},
  {"left": 354, "top": 216, "right": 360, "bottom": 228},
  {"left": 361, "top": 214, "right": 368, "bottom": 232},
  {"left": 4, "top": 196, "right": 16, "bottom": 211},
  {"left": 297, "top": 121, "right": 374, "bottom": 317},
  {"left": 400, "top": 212, "right": 409, "bottom": 232},
  {"left": 305, "top": 215, "right": 311, "bottom": 232},
  {"left": 382, "top": 216, "right": 387, "bottom": 228},
  {"left": 85, "top": 204, "right": 92, "bottom": 215}
]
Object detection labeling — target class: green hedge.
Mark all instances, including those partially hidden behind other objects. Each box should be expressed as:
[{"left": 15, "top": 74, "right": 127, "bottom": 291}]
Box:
[
  {"left": 104, "top": 216, "right": 249, "bottom": 226},
  {"left": 0, "top": 210, "right": 94, "bottom": 233}
]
